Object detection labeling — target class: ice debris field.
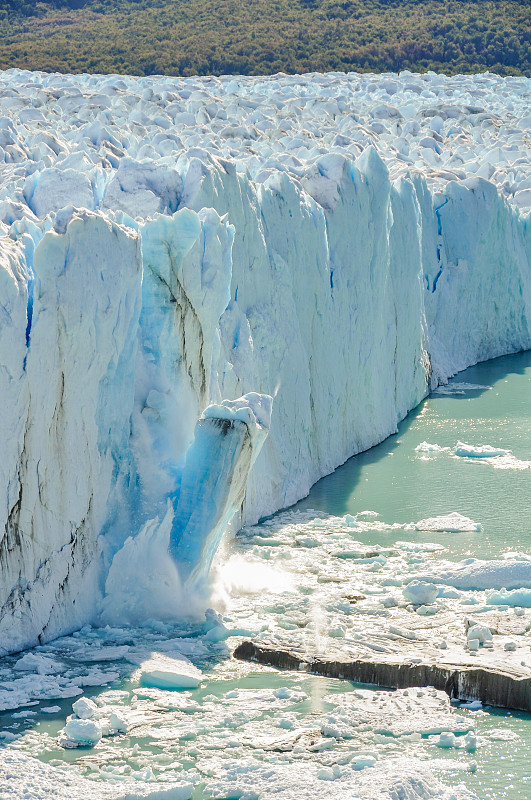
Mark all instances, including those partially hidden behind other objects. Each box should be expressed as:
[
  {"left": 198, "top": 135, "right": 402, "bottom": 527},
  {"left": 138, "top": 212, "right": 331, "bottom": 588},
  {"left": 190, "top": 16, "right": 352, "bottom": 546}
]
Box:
[
  {"left": 0, "top": 67, "right": 530, "bottom": 799},
  {"left": 2, "top": 503, "right": 531, "bottom": 800}
]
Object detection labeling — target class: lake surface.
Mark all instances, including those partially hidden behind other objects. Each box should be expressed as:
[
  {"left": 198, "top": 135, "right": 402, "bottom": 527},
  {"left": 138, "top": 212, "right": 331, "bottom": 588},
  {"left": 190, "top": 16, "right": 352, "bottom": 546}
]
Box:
[{"left": 295, "top": 350, "right": 531, "bottom": 562}]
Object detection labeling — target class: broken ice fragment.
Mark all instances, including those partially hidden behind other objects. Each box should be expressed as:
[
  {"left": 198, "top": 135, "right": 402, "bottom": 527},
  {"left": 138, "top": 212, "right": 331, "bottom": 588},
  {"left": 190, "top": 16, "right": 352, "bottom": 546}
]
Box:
[
  {"left": 414, "top": 512, "right": 482, "bottom": 532},
  {"left": 137, "top": 652, "right": 202, "bottom": 690},
  {"left": 466, "top": 625, "right": 493, "bottom": 646},
  {"left": 455, "top": 442, "right": 508, "bottom": 458},
  {"left": 72, "top": 696, "right": 97, "bottom": 719},
  {"left": 437, "top": 731, "right": 457, "bottom": 748},
  {"left": 60, "top": 717, "right": 102, "bottom": 748},
  {"left": 403, "top": 581, "right": 438, "bottom": 605}
]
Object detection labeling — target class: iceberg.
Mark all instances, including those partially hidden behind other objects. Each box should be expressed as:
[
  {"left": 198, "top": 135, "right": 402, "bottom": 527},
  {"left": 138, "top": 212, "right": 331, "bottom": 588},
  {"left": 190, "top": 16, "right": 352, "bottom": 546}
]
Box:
[
  {"left": 0, "top": 69, "right": 530, "bottom": 654},
  {"left": 413, "top": 512, "right": 482, "bottom": 532},
  {"left": 136, "top": 652, "right": 202, "bottom": 690}
]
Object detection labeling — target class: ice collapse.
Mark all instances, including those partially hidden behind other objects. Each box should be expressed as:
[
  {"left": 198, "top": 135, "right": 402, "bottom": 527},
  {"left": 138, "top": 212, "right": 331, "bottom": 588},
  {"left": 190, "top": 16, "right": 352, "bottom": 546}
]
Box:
[{"left": 0, "top": 68, "right": 530, "bottom": 655}]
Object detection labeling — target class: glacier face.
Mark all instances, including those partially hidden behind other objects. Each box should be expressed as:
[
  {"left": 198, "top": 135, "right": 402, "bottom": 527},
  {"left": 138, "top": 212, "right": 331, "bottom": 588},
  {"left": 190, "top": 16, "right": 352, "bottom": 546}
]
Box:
[{"left": 0, "top": 69, "right": 530, "bottom": 654}]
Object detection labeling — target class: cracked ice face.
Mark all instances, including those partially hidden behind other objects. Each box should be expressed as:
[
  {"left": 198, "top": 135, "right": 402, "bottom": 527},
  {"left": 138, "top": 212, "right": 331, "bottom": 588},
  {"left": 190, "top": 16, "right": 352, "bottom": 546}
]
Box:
[{"left": 0, "top": 68, "right": 530, "bottom": 657}]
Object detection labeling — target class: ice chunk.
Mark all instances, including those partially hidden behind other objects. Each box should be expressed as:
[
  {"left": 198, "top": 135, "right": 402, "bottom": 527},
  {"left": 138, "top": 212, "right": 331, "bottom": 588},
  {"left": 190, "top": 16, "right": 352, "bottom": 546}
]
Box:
[
  {"left": 318, "top": 765, "right": 342, "bottom": 780},
  {"left": 169, "top": 393, "right": 272, "bottom": 587},
  {"left": 352, "top": 754, "right": 378, "bottom": 770},
  {"left": 415, "top": 441, "right": 448, "bottom": 452},
  {"left": 136, "top": 652, "right": 202, "bottom": 690},
  {"left": 464, "top": 731, "right": 477, "bottom": 752},
  {"left": 455, "top": 442, "right": 508, "bottom": 458},
  {"left": 414, "top": 513, "right": 482, "bottom": 532},
  {"left": 60, "top": 717, "right": 102, "bottom": 748},
  {"left": 403, "top": 581, "right": 438, "bottom": 605},
  {"left": 108, "top": 710, "right": 128, "bottom": 733},
  {"left": 72, "top": 696, "right": 97, "bottom": 719},
  {"left": 437, "top": 732, "right": 457, "bottom": 748},
  {"left": 466, "top": 625, "right": 493, "bottom": 645},
  {"left": 13, "top": 653, "right": 63, "bottom": 675},
  {"left": 486, "top": 588, "right": 531, "bottom": 608}
]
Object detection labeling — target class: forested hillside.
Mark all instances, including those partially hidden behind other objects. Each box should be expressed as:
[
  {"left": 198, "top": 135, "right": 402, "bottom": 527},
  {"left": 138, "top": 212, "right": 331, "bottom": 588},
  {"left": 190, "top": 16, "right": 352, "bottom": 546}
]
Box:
[{"left": 0, "top": 0, "right": 529, "bottom": 77}]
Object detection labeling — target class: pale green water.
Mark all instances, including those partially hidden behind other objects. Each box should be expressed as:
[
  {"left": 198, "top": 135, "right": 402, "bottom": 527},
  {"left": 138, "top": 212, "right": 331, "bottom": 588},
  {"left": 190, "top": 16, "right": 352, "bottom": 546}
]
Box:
[
  {"left": 295, "top": 350, "right": 531, "bottom": 560},
  {"left": 294, "top": 350, "right": 531, "bottom": 798}
]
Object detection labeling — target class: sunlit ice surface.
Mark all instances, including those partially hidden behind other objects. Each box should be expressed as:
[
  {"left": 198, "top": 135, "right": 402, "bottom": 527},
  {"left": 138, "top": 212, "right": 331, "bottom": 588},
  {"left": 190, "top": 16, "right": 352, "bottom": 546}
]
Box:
[{"left": 0, "top": 350, "right": 530, "bottom": 799}]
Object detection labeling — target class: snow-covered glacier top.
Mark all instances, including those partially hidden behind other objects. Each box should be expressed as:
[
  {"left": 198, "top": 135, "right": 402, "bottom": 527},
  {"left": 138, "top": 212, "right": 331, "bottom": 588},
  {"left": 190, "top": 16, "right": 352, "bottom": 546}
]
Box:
[{"left": 1, "top": 68, "right": 530, "bottom": 223}]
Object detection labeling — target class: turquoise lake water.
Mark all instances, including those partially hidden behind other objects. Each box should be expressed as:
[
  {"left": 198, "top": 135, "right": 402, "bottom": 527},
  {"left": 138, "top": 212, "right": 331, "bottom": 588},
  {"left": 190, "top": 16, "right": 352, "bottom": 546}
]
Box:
[{"left": 295, "top": 350, "right": 531, "bottom": 562}]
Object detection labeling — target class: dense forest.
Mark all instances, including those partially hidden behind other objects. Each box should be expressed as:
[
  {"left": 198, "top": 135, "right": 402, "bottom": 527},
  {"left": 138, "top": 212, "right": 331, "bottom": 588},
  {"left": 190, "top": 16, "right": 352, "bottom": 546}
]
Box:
[{"left": 0, "top": 0, "right": 529, "bottom": 77}]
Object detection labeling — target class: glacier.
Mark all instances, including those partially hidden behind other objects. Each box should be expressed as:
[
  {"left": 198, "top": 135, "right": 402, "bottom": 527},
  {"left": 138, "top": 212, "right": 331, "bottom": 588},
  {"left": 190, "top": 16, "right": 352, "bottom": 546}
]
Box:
[{"left": 0, "top": 68, "right": 530, "bottom": 655}]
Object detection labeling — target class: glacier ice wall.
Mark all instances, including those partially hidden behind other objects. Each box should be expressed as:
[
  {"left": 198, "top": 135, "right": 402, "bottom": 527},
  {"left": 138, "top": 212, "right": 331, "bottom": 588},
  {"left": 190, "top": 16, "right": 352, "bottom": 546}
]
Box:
[{"left": 0, "top": 69, "right": 530, "bottom": 654}]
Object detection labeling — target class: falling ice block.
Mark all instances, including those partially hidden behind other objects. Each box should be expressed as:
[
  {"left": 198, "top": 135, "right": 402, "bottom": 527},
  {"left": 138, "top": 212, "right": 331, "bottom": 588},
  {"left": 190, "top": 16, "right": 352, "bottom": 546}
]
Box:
[{"left": 138, "top": 652, "right": 202, "bottom": 690}]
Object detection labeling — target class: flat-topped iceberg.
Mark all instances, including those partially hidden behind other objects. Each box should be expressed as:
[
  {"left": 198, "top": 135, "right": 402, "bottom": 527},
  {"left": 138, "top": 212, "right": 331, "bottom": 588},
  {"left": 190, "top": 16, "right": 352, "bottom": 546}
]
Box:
[{"left": 137, "top": 652, "right": 202, "bottom": 690}]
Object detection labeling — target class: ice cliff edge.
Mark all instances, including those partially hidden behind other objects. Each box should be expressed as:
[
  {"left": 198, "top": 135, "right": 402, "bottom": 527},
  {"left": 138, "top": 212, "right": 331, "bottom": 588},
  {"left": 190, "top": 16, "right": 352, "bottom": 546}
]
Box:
[{"left": 0, "top": 70, "right": 530, "bottom": 654}]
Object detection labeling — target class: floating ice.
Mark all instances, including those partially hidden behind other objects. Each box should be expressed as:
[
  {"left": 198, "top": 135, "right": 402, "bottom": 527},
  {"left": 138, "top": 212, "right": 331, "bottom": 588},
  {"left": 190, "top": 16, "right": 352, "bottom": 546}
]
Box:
[
  {"left": 455, "top": 442, "right": 509, "bottom": 458},
  {"left": 413, "top": 512, "right": 482, "bottom": 532},
  {"left": 487, "top": 588, "right": 531, "bottom": 608},
  {"left": 13, "top": 653, "right": 63, "bottom": 674},
  {"left": 203, "top": 755, "right": 476, "bottom": 799},
  {"left": 72, "top": 696, "right": 97, "bottom": 719},
  {"left": 437, "top": 732, "right": 457, "bottom": 748},
  {"left": 431, "top": 382, "right": 487, "bottom": 395},
  {"left": 415, "top": 441, "right": 450, "bottom": 452},
  {"left": 0, "top": 749, "right": 195, "bottom": 799},
  {"left": 418, "top": 559, "right": 531, "bottom": 590},
  {"left": 136, "top": 652, "right": 202, "bottom": 690},
  {"left": 60, "top": 717, "right": 102, "bottom": 748},
  {"left": 108, "top": 710, "right": 128, "bottom": 733},
  {"left": 325, "top": 687, "right": 472, "bottom": 738}
]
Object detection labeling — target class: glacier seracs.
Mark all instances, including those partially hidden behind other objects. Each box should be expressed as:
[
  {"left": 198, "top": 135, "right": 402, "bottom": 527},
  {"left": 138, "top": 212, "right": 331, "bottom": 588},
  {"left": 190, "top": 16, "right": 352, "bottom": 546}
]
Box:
[{"left": 0, "top": 69, "right": 530, "bottom": 653}]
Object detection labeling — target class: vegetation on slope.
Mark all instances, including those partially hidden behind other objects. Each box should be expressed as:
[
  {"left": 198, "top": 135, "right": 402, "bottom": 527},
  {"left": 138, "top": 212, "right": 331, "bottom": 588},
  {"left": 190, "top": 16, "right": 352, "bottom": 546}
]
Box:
[{"left": 0, "top": 0, "right": 529, "bottom": 77}]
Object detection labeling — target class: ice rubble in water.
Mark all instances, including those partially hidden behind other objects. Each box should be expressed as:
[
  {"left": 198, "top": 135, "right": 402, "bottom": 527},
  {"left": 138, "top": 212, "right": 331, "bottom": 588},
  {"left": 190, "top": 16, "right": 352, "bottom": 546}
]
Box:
[
  {"left": 413, "top": 512, "right": 482, "bottom": 532},
  {"left": 417, "top": 440, "right": 531, "bottom": 470},
  {"left": 0, "top": 68, "right": 530, "bottom": 654},
  {"left": 455, "top": 442, "right": 509, "bottom": 458},
  {"left": 454, "top": 442, "right": 531, "bottom": 469}
]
